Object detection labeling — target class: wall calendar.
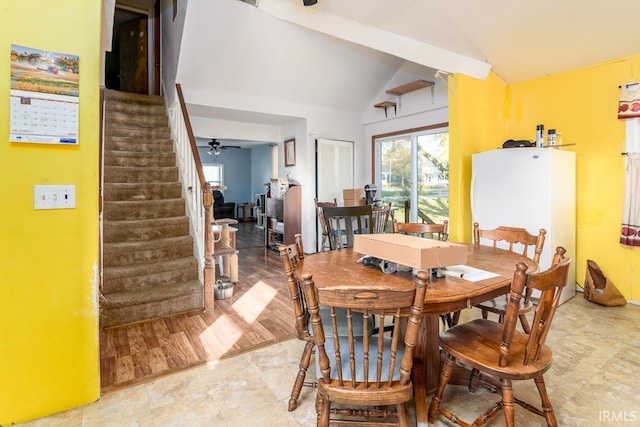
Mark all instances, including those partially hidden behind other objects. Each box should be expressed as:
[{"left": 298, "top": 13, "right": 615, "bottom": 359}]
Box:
[{"left": 10, "top": 45, "right": 79, "bottom": 145}]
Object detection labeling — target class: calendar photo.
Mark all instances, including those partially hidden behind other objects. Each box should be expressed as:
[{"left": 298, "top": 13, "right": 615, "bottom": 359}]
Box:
[{"left": 9, "top": 45, "right": 79, "bottom": 145}]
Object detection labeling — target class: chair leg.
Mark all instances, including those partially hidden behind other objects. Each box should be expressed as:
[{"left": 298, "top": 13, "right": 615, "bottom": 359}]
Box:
[
  {"left": 500, "top": 378, "right": 515, "bottom": 427},
  {"left": 317, "top": 391, "right": 330, "bottom": 427},
  {"left": 396, "top": 403, "right": 408, "bottom": 427},
  {"left": 534, "top": 376, "right": 558, "bottom": 426},
  {"left": 451, "top": 310, "right": 461, "bottom": 327},
  {"left": 288, "top": 341, "right": 314, "bottom": 411},
  {"left": 428, "top": 353, "right": 455, "bottom": 423}
]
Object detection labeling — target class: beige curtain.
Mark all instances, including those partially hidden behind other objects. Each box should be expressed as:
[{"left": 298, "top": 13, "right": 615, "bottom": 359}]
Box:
[{"left": 620, "top": 153, "right": 640, "bottom": 246}]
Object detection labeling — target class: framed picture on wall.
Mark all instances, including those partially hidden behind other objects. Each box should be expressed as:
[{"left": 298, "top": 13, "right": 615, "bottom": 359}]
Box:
[{"left": 284, "top": 138, "right": 296, "bottom": 167}]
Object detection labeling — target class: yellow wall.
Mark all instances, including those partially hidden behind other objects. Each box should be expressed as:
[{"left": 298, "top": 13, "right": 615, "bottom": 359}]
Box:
[
  {"left": 506, "top": 55, "right": 640, "bottom": 301},
  {"left": 448, "top": 72, "right": 507, "bottom": 242},
  {"left": 0, "top": 1, "right": 101, "bottom": 423},
  {"left": 449, "top": 55, "right": 640, "bottom": 302}
]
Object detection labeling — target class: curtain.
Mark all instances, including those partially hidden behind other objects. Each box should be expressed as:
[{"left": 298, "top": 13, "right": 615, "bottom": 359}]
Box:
[
  {"left": 620, "top": 153, "right": 640, "bottom": 246},
  {"left": 618, "top": 83, "right": 640, "bottom": 119}
]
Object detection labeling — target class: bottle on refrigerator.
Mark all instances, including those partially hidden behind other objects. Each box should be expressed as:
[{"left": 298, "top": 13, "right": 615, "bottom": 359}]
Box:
[
  {"left": 536, "top": 124, "right": 545, "bottom": 148},
  {"left": 547, "top": 129, "right": 556, "bottom": 146}
]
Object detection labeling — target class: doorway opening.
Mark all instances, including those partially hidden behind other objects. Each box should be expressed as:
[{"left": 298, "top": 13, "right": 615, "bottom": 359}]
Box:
[{"left": 106, "top": 4, "right": 159, "bottom": 95}]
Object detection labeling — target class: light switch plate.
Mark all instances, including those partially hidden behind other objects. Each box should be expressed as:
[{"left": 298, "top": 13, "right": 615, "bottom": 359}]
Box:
[{"left": 34, "top": 185, "right": 76, "bottom": 209}]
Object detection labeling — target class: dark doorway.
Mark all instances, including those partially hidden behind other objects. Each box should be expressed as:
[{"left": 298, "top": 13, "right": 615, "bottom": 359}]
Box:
[{"left": 106, "top": 6, "right": 158, "bottom": 95}]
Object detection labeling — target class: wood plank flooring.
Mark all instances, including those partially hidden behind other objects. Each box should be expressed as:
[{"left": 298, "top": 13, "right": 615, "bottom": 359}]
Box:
[{"left": 100, "top": 221, "right": 294, "bottom": 392}]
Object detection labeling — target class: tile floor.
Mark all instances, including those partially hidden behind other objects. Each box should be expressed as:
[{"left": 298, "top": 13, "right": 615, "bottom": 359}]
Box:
[{"left": 20, "top": 295, "right": 640, "bottom": 426}]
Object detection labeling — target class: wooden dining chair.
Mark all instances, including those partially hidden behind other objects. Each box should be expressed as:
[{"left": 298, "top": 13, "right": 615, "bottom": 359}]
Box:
[
  {"left": 392, "top": 219, "right": 449, "bottom": 241},
  {"left": 279, "top": 233, "right": 373, "bottom": 411},
  {"left": 472, "top": 222, "right": 546, "bottom": 333},
  {"left": 301, "top": 269, "right": 429, "bottom": 426},
  {"left": 322, "top": 205, "right": 373, "bottom": 249},
  {"left": 393, "top": 218, "right": 455, "bottom": 328},
  {"left": 372, "top": 202, "right": 392, "bottom": 233},
  {"left": 314, "top": 198, "right": 338, "bottom": 252},
  {"left": 428, "top": 247, "right": 571, "bottom": 427}
]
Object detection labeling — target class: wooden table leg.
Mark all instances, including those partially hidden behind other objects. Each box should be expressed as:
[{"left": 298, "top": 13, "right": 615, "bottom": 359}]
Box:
[
  {"left": 413, "top": 359, "right": 428, "bottom": 427},
  {"left": 413, "top": 314, "right": 440, "bottom": 426}
]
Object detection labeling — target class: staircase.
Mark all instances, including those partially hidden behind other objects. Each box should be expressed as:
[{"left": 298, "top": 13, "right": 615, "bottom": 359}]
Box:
[{"left": 101, "top": 89, "right": 204, "bottom": 328}]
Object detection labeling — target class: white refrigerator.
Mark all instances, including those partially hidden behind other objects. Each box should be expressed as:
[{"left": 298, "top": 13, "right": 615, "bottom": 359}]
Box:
[{"left": 471, "top": 148, "right": 576, "bottom": 304}]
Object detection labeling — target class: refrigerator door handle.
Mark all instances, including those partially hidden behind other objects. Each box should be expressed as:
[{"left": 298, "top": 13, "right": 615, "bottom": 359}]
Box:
[{"left": 470, "top": 174, "right": 476, "bottom": 221}]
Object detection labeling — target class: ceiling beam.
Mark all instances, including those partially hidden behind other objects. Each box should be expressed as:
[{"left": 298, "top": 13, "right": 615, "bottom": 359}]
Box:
[{"left": 257, "top": 0, "right": 492, "bottom": 80}]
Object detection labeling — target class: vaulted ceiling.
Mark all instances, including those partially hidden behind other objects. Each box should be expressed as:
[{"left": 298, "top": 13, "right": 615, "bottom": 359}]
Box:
[{"left": 173, "top": 0, "right": 640, "bottom": 143}]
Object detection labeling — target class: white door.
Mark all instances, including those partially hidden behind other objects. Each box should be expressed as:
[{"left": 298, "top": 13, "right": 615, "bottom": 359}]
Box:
[{"left": 316, "top": 138, "right": 353, "bottom": 251}]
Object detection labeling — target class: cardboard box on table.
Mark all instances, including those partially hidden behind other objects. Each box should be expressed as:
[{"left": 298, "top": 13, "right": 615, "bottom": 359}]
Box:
[
  {"left": 353, "top": 233, "right": 467, "bottom": 270},
  {"left": 343, "top": 188, "right": 366, "bottom": 206}
]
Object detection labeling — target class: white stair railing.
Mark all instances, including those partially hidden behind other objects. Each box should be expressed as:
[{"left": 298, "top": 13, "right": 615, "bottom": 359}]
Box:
[{"left": 167, "top": 84, "right": 215, "bottom": 307}]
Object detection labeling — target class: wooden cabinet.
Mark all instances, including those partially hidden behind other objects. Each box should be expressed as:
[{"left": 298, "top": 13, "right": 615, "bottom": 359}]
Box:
[{"left": 265, "top": 184, "right": 301, "bottom": 250}]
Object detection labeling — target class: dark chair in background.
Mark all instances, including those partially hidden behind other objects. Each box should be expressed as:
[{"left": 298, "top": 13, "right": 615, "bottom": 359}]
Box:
[
  {"left": 213, "top": 190, "right": 236, "bottom": 219},
  {"left": 322, "top": 205, "right": 373, "bottom": 249},
  {"left": 314, "top": 198, "right": 338, "bottom": 252},
  {"left": 372, "top": 202, "right": 392, "bottom": 233},
  {"left": 428, "top": 247, "right": 571, "bottom": 427}
]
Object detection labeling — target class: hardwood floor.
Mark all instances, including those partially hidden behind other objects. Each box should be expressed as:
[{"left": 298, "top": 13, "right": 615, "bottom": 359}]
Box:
[{"left": 99, "top": 221, "right": 294, "bottom": 392}]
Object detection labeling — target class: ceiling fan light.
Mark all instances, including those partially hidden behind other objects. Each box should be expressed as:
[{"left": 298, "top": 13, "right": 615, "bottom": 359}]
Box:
[{"left": 303, "top": 0, "right": 317, "bottom": 5}]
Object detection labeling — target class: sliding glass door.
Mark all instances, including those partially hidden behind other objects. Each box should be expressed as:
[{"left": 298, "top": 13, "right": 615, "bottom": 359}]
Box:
[{"left": 374, "top": 126, "right": 449, "bottom": 224}]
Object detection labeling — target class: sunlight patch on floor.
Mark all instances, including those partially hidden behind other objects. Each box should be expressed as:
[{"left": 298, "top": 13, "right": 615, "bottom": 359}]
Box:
[
  {"left": 231, "top": 280, "right": 278, "bottom": 324},
  {"left": 201, "top": 313, "right": 244, "bottom": 356}
]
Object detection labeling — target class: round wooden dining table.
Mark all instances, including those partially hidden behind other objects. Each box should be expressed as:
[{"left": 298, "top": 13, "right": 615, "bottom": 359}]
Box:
[{"left": 298, "top": 243, "right": 538, "bottom": 427}]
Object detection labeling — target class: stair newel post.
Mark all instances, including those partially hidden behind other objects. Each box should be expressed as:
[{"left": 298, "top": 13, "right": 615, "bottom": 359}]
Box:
[{"left": 203, "top": 182, "right": 215, "bottom": 309}]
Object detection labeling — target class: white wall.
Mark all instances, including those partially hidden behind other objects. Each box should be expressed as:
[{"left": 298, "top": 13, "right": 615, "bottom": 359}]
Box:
[
  {"left": 363, "top": 65, "right": 450, "bottom": 185},
  {"left": 160, "top": 0, "right": 187, "bottom": 103}
]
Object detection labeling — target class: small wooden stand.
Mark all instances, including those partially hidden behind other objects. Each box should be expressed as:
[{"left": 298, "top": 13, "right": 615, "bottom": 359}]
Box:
[{"left": 213, "top": 218, "right": 239, "bottom": 283}]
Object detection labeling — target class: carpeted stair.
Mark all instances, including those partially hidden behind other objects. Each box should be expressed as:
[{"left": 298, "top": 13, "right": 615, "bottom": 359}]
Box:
[{"left": 101, "top": 89, "right": 203, "bottom": 327}]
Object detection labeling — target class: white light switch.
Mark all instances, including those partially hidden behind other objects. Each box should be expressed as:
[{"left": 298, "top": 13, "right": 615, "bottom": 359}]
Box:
[{"left": 34, "top": 185, "right": 76, "bottom": 210}]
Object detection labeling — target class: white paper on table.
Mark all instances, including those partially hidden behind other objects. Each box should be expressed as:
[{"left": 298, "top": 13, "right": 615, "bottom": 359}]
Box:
[{"left": 446, "top": 265, "right": 500, "bottom": 282}]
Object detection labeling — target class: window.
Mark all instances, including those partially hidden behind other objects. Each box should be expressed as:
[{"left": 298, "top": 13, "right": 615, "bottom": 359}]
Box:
[
  {"left": 374, "top": 124, "right": 449, "bottom": 224},
  {"left": 203, "top": 164, "right": 224, "bottom": 188}
]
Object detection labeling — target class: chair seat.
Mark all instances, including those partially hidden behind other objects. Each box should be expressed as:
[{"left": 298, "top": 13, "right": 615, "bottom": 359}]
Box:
[
  {"left": 440, "top": 319, "right": 553, "bottom": 380},
  {"left": 318, "top": 336, "right": 405, "bottom": 382}
]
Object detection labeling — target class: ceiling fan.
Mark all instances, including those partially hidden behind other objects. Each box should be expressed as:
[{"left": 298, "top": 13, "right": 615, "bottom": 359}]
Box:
[{"left": 207, "top": 139, "right": 241, "bottom": 156}]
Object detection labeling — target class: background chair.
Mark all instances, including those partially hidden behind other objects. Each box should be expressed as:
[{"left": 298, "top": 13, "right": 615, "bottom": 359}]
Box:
[
  {"left": 213, "top": 190, "right": 236, "bottom": 219},
  {"left": 472, "top": 222, "right": 546, "bottom": 333},
  {"left": 301, "top": 269, "right": 429, "bottom": 426},
  {"left": 393, "top": 219, "right": 453, "bottom": 328},
  {"left": 372, "top": 202, "right": 392, "bottom": 233},
  {"left": 392, "top": 219, "right": 449, "bottom": 241},
  {"left": 428, "top": 247, "right": 571, "bottom": 427},
  {"left": 279, "top": 234, "right": 373, "bottom": 411},
  {"left": 322, "top": 205, "right": 373, "bottom": 249},
  {"left": 314, "top": 198, "right": 338, "bottom": 252}
]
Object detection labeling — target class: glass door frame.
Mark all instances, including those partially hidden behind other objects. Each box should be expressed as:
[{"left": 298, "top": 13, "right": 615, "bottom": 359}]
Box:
[{"left": 371, "top": 122, "right": 448, "bottom": 223}]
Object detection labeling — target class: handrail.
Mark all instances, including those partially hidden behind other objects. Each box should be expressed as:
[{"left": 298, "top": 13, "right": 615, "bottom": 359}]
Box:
[
  {"left": 170, "top": 83, "right": 215, "bottom": 309},
  {"left": 176, "top": 84, "right": 207, "bottom": 185}
]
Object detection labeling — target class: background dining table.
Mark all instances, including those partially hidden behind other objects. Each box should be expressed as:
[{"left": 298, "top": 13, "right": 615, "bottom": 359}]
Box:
[{"left": 298, "top": 243, "right": 538, "bottom": 427}]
